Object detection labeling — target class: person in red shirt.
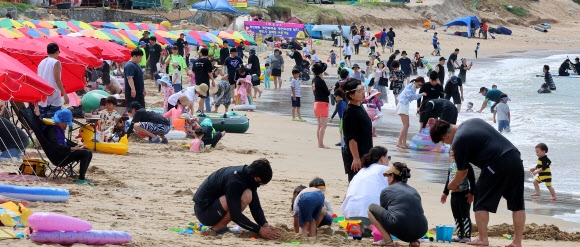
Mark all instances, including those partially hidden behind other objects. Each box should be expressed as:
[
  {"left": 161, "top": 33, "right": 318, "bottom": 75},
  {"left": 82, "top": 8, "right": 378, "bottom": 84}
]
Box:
[{"left": 482, "top": 21, "right": 488, "bottom": 40}]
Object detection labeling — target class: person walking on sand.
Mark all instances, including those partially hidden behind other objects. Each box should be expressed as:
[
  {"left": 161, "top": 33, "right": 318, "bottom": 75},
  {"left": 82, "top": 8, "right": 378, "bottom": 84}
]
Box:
[
  {"left": 530, "top": 143, "right": 557, "bottom": 201},
  {"left": 192, "top": 158, "right": 280, "bottom": 239},
  {"left": 312, "top": 62, "right": 332, "bottom": 148},
  {"left": 430, "top": 118, "right": 526, "bottom": 247},
  {"left": 431, "top": 32, "right": 438, "bottom": 56}
]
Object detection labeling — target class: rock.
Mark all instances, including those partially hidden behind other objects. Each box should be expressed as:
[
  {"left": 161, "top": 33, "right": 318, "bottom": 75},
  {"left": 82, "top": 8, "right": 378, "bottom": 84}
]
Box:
[
  {"left": 37, "top": 8, "right": 48, "bottom": 14},
  {"left": 25, "top": 9, "right": 39, "bottom": 19},
  {"left": 0, "top": 8, "right": 7, "bottom": 17},
  {"left": 6, "top": 7, "right": 17, "bottom": 19}
]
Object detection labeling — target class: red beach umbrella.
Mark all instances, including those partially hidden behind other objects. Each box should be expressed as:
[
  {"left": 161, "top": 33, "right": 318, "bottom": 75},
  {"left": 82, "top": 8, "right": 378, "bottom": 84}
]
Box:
[
  {"left": 0, "top": 51, "right": 56, "bottom": 103},
  {"left": 46, "top": 36, "right": 102, "bottom": 68}
]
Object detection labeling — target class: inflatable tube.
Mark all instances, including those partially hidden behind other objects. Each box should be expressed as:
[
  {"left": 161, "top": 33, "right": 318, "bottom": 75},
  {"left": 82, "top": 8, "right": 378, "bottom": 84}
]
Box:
[
  {"left": 259, "top": 74, "right": 274, "bottom": 81},
  {"left": 79, "top": 125, "right": 129, "bottom": 155},
  {"left": 497, "top": 26, "right": 512, "bottom": 35},
  {"left": 235, "top": 94, "right": 253, "bottom": 105},
  {"left": 411, "top": 135, "right": 436, "bottom": 146},
  {"left": 0, "top": 184, "right": 69, "bottom": 203},
  {"left": 533, "top": 26, "right": 548, "bottom": 32},
  {"left": 409, "top": 143, "right": 450, "bottom": 153},
  {"left": 233, "top": 104, "right": 257, "bottom": 111},
  {"left": 31, "top": 230, "right": 131, "bottom": 245},
  {"left": 165, "top": 130, "right": 187, "bottom": 139},
  {"left": 196, "top": 111, "right": 249, "bottom": 133},
  {"left": 28, "top": 212, "right": 92, "bottom": 232}
]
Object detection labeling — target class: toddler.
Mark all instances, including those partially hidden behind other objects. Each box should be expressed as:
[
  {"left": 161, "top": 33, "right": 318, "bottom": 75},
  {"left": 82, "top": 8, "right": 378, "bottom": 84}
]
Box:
[
  {"left": 493, "top": 94, "right": 510, "bottom": 133},
  {"left": 236, "top": 67, "right": 252, "bottom": 105},
  {"left": 98, "top": 96, "right": 122, "bottom": 142},
  {"left": 290, "top": 69, "right": 305, "bottom": 121},
  {"left": 465, "top": 102, "right": 474, "bottom": 113},
  {"left": 436, "top": 42, "right": 441, "bottom": 56},
  {"left": 329, "top": 50, "right": 337, "bottom": 67},
  {"left": 263, "top": 63, "right": 272, "bottom": 89},
  {"left": 365, "top": 89, "right": 384, "bottom": 137},
  {"left": 475, "top": 42, "right": 480, "bottom": 58},
  {"left": 158, "top": 76, "right": 175, "bottom": 113},
  {"left": 441, "top": 150, "right": 475, "bottom": 243},
  {"left": 190, "top": 128, "right": 205, "bottom": 152},
  {"left": 530, "top": 143, "right": 557, "bottom": 200},
  {"left": 330, "top": 89, "right": 347, "bottom": 146},
  {"left": 292, "top": 185, "right": 326, "bottom": 237}
]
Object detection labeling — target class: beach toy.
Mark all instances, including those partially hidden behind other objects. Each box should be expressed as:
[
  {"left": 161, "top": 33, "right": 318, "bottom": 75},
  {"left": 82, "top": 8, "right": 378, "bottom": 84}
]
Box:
[
  {"left": 30, "top": 230, "right": 131, "bottom": 245},
  {"left": 28, "top": 212, "right": 92, "bottom": 232},
  {"left": 332, "top": 215, "right": 345, "bottom": 223},
  {"left": 371, "top": 225, "right": 382, "bottom": 242},
  {"left": 68, "top": 92, "right": 80, "bottom": 107},
  {"left": 345, "top": 222, "right": 362, "bottom": 240},
  {"left": 435, "top": 225, "right": 454, "bottom": 243},
  {"left": 409, "top": 128, "right": 450, "bottom": 153},
  {"left": 259, "top": 74, "right": 274, "bottom": 81},
  {"left": 0, "top": 184, "right": 70, "bottom": 203},
  {"left": 81, "top": 90, "right": 110, "bottom": 113},
  {"left": 79, "top": 125, "right": 129, "bottom": 155},
  {"left": 503, "top": 234, "right": 512, "bottom": 240},
  {"left": 0, "top": 201, "right": 33, "bottom": 227}
]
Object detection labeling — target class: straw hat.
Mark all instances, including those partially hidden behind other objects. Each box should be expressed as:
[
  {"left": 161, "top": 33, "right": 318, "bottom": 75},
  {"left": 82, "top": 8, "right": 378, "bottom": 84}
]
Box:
[
  {"left": 195, "top": 83, "right": 209, "bottom": 96},
  {"left": 178, "top": 95, "right": 191, "bottom": 106},
  {"left": 209, "top": 84, "right": 219, "bottom": 95}
]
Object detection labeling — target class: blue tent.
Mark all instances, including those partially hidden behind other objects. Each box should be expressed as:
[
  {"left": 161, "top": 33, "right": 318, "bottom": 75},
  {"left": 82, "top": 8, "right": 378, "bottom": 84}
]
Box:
[
  {"left": 192, "top": 0, "right": 249, "bottom": 15},
  {"left": 444, "top": 16, "right": 480, "bottom": 38},
  {"left": 311, "top": 25, "right": 351, "bottom": 40}
]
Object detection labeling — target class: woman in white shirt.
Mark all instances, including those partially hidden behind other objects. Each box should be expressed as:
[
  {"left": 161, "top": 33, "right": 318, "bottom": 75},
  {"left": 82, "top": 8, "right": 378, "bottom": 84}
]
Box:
[
  {"left": 341, "top": 146, "right": 391, "bottom": 235},
  {"left": 373, "top": 61, "right": 389, "bottom": 102},
  {"left": 343, "top": 40, "right": 353, "bottom": 68}
]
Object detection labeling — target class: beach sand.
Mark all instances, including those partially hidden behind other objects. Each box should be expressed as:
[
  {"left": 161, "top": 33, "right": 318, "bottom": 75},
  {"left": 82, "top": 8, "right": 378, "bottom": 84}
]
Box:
[{"left": 2, "top": 20, "right": 580, "bottom": 246}]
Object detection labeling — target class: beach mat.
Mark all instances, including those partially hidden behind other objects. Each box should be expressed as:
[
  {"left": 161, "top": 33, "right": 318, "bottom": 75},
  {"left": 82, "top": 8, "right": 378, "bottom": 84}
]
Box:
[{"left": 0, "top": 172, "right": 45, "bottom": 182}]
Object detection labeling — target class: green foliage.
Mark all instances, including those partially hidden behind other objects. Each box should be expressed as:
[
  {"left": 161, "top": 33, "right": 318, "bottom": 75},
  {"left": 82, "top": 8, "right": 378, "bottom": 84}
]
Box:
[
  {"left": 504, "top": 5, "right": 527, "bottom": 17},
  {"left": 0, "top": 2, "right": 37, "bottom": 13}
]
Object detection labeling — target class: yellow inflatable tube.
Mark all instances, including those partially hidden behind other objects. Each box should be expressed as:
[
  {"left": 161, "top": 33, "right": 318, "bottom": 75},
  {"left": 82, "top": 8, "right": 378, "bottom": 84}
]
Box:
[{"left": 79, "top": 125, "right": 129, "bottom": 155}]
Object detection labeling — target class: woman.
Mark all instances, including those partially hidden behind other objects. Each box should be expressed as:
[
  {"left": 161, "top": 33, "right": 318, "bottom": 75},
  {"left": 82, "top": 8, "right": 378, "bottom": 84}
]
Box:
[
  {"left": 368, "top": 162, "right": 428, "bottom": 247},
  {"left": 165, "top": 46, "right": 188, "bottom": 83},
  {"left": 43, "top": 109, "right": 92, "bottom": 184},
  {"left": 247, "top": 49, "right": 263, "bottom": 98},
  {"left": 343, "top": 40, "right": 353, "bottom": 68},
  {"left": 373, "top": 61, "right": 388, "bottom": 102},
  {"left": 458, "top": 58, "right": 472, "bottom": 84},
  {"left": 416, "top": 56, "right": 427, "bottom": 77},
  {"left": 312, "top": 62, "right": 332, "bottom": 149},
  {"left": 340, "top": 78, "right": 373, "bottom": 181},
  {"left": 389, "top": 60, "right": 405, "bottom": 106},
  {"left": 341, "top": 146, "right": 390, "bottom": 233},
  {"left": 396, "top": 77, "right": 426, "bottom": 149},
  {"left": 270, "top": 49, "right": 284, "bottom": 90}
]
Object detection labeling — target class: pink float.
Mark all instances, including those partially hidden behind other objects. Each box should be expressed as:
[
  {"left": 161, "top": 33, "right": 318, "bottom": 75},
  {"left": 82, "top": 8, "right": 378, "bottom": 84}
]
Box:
[
  {"left": 30, "top": 230, "right": 132, "bottom": 245},
  {"left": 28, "top": 212, "right": 92, "bottom": 232}
]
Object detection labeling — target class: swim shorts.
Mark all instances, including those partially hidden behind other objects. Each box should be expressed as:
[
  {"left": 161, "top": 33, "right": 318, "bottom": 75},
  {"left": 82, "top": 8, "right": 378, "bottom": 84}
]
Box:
[
  {"left": 194, "top": 199, "right": 226, "bottom": 226},
  {"left": 139, "top": 122, "right": 170, "bottom": 136},
  {"left": 314, "top": 102, "right": 329, "bottom": 118},
  {"left": 291, "top": 97, "right": 301, "bottom": 107},
  {"left": 445, "top": 92, "right": 461, "bottom": 104}
]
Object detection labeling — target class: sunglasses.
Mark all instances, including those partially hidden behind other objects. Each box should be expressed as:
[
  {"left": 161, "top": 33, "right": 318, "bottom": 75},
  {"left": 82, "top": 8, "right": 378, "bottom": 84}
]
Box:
[{"left": 347, "top": 84, "right": 364, "bottom": 93}]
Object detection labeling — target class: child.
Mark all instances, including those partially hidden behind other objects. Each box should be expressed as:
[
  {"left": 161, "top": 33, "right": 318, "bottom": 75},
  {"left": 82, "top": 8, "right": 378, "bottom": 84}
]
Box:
[
  {"left": 441, "top": 150, "right": 475, "bottom": 243},
  {"left": 337, "top": 61, "right": 346, "bottom": 75},
  {"left": 436, "top": 42, "right": 441, "bottom": 56},
  {"left": 309, "top": 177, "right": 333, "bottom": 227},
  {"left": 365, "top": 89, "right": 384, "bottom": 137},
  {"left": 365, "top": 61, "right": 373, "bottom": 75},
  {"left": 98, "top": 96, "right": 122, "bottom": 142},
  {"left": 263, "top": 63, "right": 272, "bottom": 89},
  {"left": 465, "top": 102, "right": 474, "bottom": 113},
  {"left": 492, "top": 84, "right": 498, "bottom": 89},
  {"left": 291, "top": 69, "right": 305, "bottom": 122},
  {"left": 493, "top": 94, "right": 510, "bottom": 133},
  {"left": 329, "top": 50, "right": 337, "bottom": 67},
  {"left": 190, "top": 128, "right": 205, "bottom": 152},
  {"left": 530, "top": 143, "right": 556, "bottom": 200},
  {"left": 163, "top": 95, "right": 191, "bottom": 126},
  {"left": 158, "top": 76, "right": 175, "bottom": 113},
  {"left": 330, "top": 89, "right": 347, "bottom": 146},
  {"left": 236, "top": 67, "right": 252, "bottom": 105},
  {"left": 538, "top": 83, "right": 551, "bottom": 94},
  {"left": 171, "top": 61, "right": 182, "bottom": 92},
  {"left": 292, "top": 185, "right": 326, "bottom": 237},
  {"left": 475, "top": 42, "right": 480, "bottom": 58},
  {"left": 543, "top": 65, "right": 556, "bottom": 90}
]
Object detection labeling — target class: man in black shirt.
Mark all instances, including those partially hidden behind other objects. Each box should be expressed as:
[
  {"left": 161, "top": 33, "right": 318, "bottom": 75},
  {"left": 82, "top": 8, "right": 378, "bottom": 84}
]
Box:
[
  {"left": 288, "top": 47, "right": 303, "bottom": 70},
  {"left": 193, "top": 48, "right": 215, "bottom": 112},
  {"left": 124, "top": 49, "right": 146, "bottom": 108},
  {"left": 430, "top": 118, "right": 525, "bottom": 247},
  {"left": 387, "top": 27, "right": 396, "bottom": 50},
  {"left": 574, "top": 57, "right": 580, "bottom": 74},
  {"left": 146, "top": 37, "right": 163, "bottom": 84},
  {"left": 218, "top": 41, "right": 229, "bottom": 65},
  {"left": 417, "top": 71, "right": 444, "bottom": 127},
  {"left": 435, "top": 57, "right": 446, "bottom": 84},
  {"left": 236, "top": 42, "right": 248, "bottom": 60},
  {"left": 223, "top": 48, "right": 243, "bottom": 101},
  {"left": 558, "top": 59, "right": 572, "bottom": 76},
  {"left": 193, "top": 158, "right": 280, "bottom": 239},
  {"left": 138, "top": 31, "right": 150, "bottom": 58},
  {"left": 386, "top": 49, "right": 399, "bottom": 70},
  {"left": 447, "top": 48, "right": 459, "bottom": 77},
  {"left": 419, "top": 98, "right": 458, "bottom": 127},
  {"left": 175, "top": 33, "right": 188, "bottom": 57},
  {"left": 127, "top": 101, "right": 172, "bottom": 143},
  {"left": 444, "top": 75, "right": 464, "bottom": 111}
]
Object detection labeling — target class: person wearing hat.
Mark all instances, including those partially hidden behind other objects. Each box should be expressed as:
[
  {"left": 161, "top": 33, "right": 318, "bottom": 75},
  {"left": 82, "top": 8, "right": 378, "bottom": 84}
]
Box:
[
  {"left": 447, "top": 48, "right": 460, "bottom": 78},
  {"left": 157, "top": 75, "right": 175, "bottom": 112},
  {"left": 224, "top": 47, "right": 243, "bottom": 100},
  {"left": 43, "top": 109, "right": 93, "bottom": 184},
  {"left": 365, "top": 88, "right": 383, "bottom": 138},
  {"left": 127, "top": 102, "right": 171, "bottom": 144},
  {"left": 476, "top": 87, "right": 504, "bottom": 113},
  {"left": 396, "top": 77, "right": 426, "bottom": 149},
  {"left": 386, "top": 49, "right": 399, "bottom": 70},
  {"left": 493, "top": 94, "right": 511, "bottom": 132},
  {"left": 163, "top": 95, "right": 191, "bottom": 124},
  {"left": 368, "top": 162, "right": 427, "bottom": 247},
  {"left": 444, "top": 75, "right": 464, "bottom": 111},
  {"left": 139, "top": 30, "right": 150, "bottom": 47},
  {"left": 429, "top": 118, "right": 526, "bottom": 247},
  {"left": 38, "top": 43, "right": 67, "bottom": 118},
  {"left": 167, "top": 86, "right": 197, "bottom": 113},
  {"left": 193, "top": 48, "right": 215, "bottom": 112},
  {"left": 125, "top": 49, "right": 146, "bottom": 108},
  {"left": 175, "top": 33, "right": 188, "bottom": 57},
  {"left": 351, "top": 64, "right": 363, "bottom": 80},
  {"left": 195, "top": 83, "right": 210, "bottom": 111},
  {"left": 247, "top": 49, "right": 263, "bottom": 98},
  {"left": 435, "top": 56, "right": 446, "bottom": 84},
  {"left": 146, "top": 36, "right": 163, "bottom": 89}
]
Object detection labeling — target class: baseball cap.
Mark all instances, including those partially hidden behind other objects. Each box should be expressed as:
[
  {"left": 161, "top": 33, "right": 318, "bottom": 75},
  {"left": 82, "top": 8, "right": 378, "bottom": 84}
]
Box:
[
  {"left": 500, "top": 94, "right": 511, "bottom": 101},
  {"left": 139, "top": 41, "right": 146, "bottom": 46},
  {"left": 439, "top": 57, "right": 446, "bottom": 61},
  {"left": 52, "top": 109, "right": 73, "bottom": 127},
  {"left": 450, "top": 75, "right": 458, "bottom": 84}
]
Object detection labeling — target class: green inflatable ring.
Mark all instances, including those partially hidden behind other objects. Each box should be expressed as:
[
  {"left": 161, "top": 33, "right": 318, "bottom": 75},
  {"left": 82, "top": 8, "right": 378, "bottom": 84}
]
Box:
[{"left": 81, "top": 90, "right": 110, "bottom": 113}]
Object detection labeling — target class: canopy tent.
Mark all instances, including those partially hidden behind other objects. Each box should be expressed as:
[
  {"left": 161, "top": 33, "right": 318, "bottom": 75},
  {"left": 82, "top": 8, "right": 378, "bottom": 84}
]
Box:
[
  {"left": 444, "top": 16, "right": 480, "bottom": 38},
  {"left": 192, "top": 0, "right": 250, "bottom": 15},
  {"left": 310, "top": 25, "right": 350, "bottom": 40},
  {"left": 285, "top": 17, "right": 303, "bottom": 24}
]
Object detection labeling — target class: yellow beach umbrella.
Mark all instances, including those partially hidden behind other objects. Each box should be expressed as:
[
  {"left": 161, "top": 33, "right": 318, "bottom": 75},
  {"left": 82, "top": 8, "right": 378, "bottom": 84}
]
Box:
[
  {"left": 0, "top": 18, "right": 22, "bottom": 28},
  {"left": 0, "top": 28, "right": 23, "bottom": 38},
  {"left": 17, "top": 20, "right": 36, "bottom": 28}
]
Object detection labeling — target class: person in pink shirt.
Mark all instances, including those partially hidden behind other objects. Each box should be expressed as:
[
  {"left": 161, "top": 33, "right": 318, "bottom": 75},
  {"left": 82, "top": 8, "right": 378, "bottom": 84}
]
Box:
[
  {"left": 236, "top": 67, "right": 252, "bottom": 105},
  {"left": 163, "top": 95, "right": 191, "bottom": 122}
]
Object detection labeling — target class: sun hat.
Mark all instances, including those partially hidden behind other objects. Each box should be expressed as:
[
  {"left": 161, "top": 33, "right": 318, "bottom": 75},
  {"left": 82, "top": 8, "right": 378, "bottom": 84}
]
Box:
[
  {"left": 209, "top": 84, "right": 219, "bottom": 95},
  {"left": 195, "top": 83, "right": 209, "bottom": 95},
  {"left": 369, "top": 52, "right": 377, "bottom": 57},
  {"left": 178, "top": 94, "right": 191, "bottom": 106},
  {"left": 352, "top": 63, "right": 360, "bottom": 68},
  {"left": 366, "top": 89, "right": 382, "bottom": 100},
  {"left": 394, "top": 50, "right": 400, "bottom": 54},
  {"left": 139, "top": 41, "right": 146, "bottom": 46},
  {"left": 156, "top": 76, "right": 171, "bottom": 86},
  {"left": 52, "top": 109, "right": 73, "bottom": 127},
  {"left": 383, "top": 165, "right": 401, "bottom": 176},
  {"left": 500, "top": 94, "right": 511, "bottom": 101}
]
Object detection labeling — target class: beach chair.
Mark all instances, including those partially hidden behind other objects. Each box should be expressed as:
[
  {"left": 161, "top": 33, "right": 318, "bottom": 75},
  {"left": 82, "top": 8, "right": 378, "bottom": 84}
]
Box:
[{"left": 18, "top": 107, "right": 80, "bottom": 179}]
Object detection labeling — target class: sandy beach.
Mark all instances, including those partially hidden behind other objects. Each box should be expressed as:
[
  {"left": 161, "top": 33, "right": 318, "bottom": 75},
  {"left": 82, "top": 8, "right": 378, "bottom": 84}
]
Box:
[{"left": 2, "top": 11, "right": 580, "bottom": 246}]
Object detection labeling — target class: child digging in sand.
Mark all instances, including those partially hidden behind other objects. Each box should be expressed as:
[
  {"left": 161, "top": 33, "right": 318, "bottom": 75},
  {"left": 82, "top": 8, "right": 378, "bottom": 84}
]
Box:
[
  {"left": 530, "top": 143, "right": 557, "bottom": 201},
  {"left": 190, "top": 128, "right": 205, "bottom": 152},
  {"left": 441, "top": 150, "right": 475, "bottom": 243},
  {"left": 292, "top": 185, "right": 327, "bottom": 237}
]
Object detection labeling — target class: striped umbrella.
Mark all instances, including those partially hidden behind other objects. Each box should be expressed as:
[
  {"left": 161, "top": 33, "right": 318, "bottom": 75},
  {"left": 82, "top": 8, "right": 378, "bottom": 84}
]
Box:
[
  {"left": 128, "top": 30, "right": 171, "bottom": 46},
  {"left": 100, "top": 29, "right": 137, "bottom": 49},
  {"left": 67, "top": 20, "right": 94, "bottom": 32},
  {"left": 30, "top": 20, "right": 54, "bottom": 29},
  {"left": 47, "top": 21, "right": 68, "bottom": 29},
  {"left": 16, "top": 28, "right": 48, "bottom": 38},
  {"left": 17, "top": 20, "right": 36, "bottom": 28},
  {"left": 73, "top": 29, "right": 126, "bottom": 46},
  {"left": 0, "top": 28, "right": 24, "bottom": 38},
  {"left": 0, "top": 18, "right": 22, "bottom": 28},
  {"left": 201, "top": 31, "right": 223, "bottom": 46},
  {"left": 238, "top": 30, "right": 257, "bottom": 45},
  {"left": 111, "top": 22, "right": 130, "bottom": 30},
  {"left": 117, "top": 29, "right": 141, "bottom": 46}
]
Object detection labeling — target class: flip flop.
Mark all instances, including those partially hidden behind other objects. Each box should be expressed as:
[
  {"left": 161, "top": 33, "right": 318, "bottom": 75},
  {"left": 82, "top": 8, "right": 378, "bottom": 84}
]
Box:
[{"left": 75, "top": 179, "right": 95, "bottom": 186}]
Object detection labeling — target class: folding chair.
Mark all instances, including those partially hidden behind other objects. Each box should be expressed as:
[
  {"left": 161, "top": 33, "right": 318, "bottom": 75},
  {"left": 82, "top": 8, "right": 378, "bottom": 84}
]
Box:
[{"left": 18, "top": 107, "right": 80, "bottom": 179}]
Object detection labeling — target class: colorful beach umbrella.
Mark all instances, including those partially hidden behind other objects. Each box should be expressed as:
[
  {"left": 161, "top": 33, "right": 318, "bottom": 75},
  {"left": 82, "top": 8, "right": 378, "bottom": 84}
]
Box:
[
  {"left": 127, "top": 30, "right": 170, "bottom": 46},
  {"left": 117, "top": 29, "right": 141, "bottom": 46},
  {"left": 17, "top": 20, "right": 36, "bottom": 28},
  {"left": 17, "top": 28, "right": 48, "bottom": 38},
  {"left": 0, "top": 28, "right": 24, "bottom": 38},
  {"left": 201, "top": 32, "right": 223, "bottom": 46},
  {"left": 30, "top": 20, "right": 54, "bottom": 29},
  {"left": 0, "top": 18, "right": 22, "bottom": 28},
  {"left": 239, "top": 31, "right": 257, "bottom": 45},
  {"left": 0, "top": 49, "right": 55, "bottom": 103},
  {"left": 0, "top": 37, "right": 87, "bottom": 94},
  {"left": 121, "top": 22, "right": 139, "bottom": 30},
  {"left": 67, "top": 20, "right": 94, "bottom": 32},
  {"left": 111, "top": 22, "right": 130, "bottom": 30},
  {"left": 47, "top": 21, "right": 69, "bottom": 30},
  {"left": 80, "top": 37, "right": 130, "bottom": 63},
  {"left": 100, "top": 29, "right": 137, "bottom": 49},
  {"left": 46, "top": 36, "right": 102, "bottom": 68},
  {"left": 72, "top": 29, "right": 126, "bottom": 46}
]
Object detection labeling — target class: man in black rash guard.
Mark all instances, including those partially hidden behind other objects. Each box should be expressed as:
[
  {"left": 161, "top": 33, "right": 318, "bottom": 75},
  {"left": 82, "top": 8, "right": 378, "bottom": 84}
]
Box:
[
  {"left": 192, "top": 158, "right": 280, "bottom": 239},
  {"left": 419, "top": 98, "right": 458, "bottom": 130}
]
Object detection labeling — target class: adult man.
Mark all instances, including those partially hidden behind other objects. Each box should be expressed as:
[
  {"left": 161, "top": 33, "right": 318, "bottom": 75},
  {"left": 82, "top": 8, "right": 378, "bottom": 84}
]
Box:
[
  {"left": 146, "top": 37, "right": 163, "bottom": 86},
  {"left": 558, "top": 59, "right": 572, "bottom": 76},
  {"left": 398, "top": 51, "right": 413, "bottom": 84},
  {"left": 430, "top": 118, "right": 526, "bottom": 247},
  {"left": 387, "top": 27, "right": 396, "bottom": 51},
  {"left": 124, "top": 49, "right": 146, "bottom": 108},
  {"left": 37, "top": 43, "right": 67, "bottom": 118},
  {"left": 476, "top": 87, "right": 504, "bottom": 113},
  {"left": 434, "top": 57, "right": 446, "bottom": 84},
  {"left": 218, "top": 41, "right": 229, "bottom": 65},
  {"left": 386, "top": 50, "right": 399, "bottom": 70},
  {"left": 417, "top": 71, "right": 444, "bottom": 127},
  {"left": 444, "top": 75, "right": 464, "bottom": 111},
  {"left": 573, "top": 57, "right": 580, "bottom": 74},
  {"left": 482, "top": 20, "right": 489, "bottom": 39},
  {"left": 447, "top": 48, "right": 460, "bottom": 77},
  {"left": 236, "top": 42, "right": 248, "bottom": 60},
  {"left": 350, "top": 22, "right": 357, "bottom": 38},
  {"left": 193, "top": 48, "right": 215, "bottom": 113},
  {"left": 192, "top": 158, "right": 280, "bottom": 239},
  {"left": 127, "top": 102, "right": 171, "bottom": 144},
  {"left": 175, "top": 33, "right": 188, "bottom": 57},
  {"left": 431, "top": 32, "right": 438, "bottom": 56},
  {"left": 223, "top": 48, "right": 243, "bottom": 101},
  {"left": 288, "top": 46, "right": 303, "bottom": 70},
  {"left": 380, "top": 28, "right": 388, "bottom": 53},
  {"left": 0, "top": 116, "right": 29, "bottom": 162},
  {"left": 419, "top": 98, "right": 458, "bottom": 128},
  {"left": 138, "top": 31, "right": 150, "bottom": 57}
]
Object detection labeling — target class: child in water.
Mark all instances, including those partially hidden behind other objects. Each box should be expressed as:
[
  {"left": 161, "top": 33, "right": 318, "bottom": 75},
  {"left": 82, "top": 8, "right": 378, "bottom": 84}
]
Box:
[
  {"left": 441, "top": 150, "right": 475, "bottom": 243},
  {"left": 530, "top": 143, "right": 557, "bottom": 201},
  {"left": 292, "top": 184, "right": 327, "bottom": 237},
  {"left": 543, "top": 65, "right": 556, "bottom": 90},
  {"left": 465, "top": 102, "right": 474, "bottom": 113}
]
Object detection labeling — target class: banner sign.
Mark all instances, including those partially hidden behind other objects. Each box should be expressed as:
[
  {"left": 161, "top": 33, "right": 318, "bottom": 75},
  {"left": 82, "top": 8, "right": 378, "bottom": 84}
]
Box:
[
  {"left": 228, "top": 0, "right": 247, "bottom": 8},
  {"left": 244, "top": 21, "right": 305, "bottom": 38}
]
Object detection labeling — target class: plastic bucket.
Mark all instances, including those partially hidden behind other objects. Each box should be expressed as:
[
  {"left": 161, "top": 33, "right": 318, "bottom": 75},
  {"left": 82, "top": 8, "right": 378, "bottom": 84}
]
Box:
[{"left": 435, "top": 225, "right": 455, "bottom": 243}]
